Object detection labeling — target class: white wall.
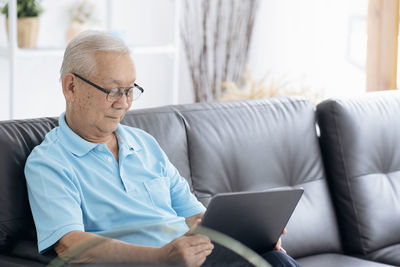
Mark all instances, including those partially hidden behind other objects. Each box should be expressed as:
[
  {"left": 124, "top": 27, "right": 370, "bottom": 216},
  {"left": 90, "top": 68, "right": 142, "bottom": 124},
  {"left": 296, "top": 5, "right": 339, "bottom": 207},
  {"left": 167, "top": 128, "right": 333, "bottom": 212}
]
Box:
[
  {"left": 247, "top": 0, "right": 368, "bottom": 100},
  {"left": 0, "top": 0, "right": 369, "bottom": 120}
]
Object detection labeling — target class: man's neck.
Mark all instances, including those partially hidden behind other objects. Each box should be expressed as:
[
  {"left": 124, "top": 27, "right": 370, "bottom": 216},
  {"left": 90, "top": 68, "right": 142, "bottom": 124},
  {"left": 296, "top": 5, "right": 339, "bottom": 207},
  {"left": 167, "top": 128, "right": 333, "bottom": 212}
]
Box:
[
  {"left": 64, "top": 112, "right": 120, "bottom": 161},
  {"left": 65, "top": 113, "right": 114, "bottom": 144},
  {"left": 106, "top": 132, "right": 119, "bottom": 162}
]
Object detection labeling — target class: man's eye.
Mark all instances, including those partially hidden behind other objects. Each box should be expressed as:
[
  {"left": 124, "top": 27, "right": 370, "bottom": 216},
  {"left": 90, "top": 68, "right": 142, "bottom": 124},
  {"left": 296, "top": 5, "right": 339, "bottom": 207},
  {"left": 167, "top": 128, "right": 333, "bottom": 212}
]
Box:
[{"left": 109, "top": 88, "right": 120, "bottom": 95}]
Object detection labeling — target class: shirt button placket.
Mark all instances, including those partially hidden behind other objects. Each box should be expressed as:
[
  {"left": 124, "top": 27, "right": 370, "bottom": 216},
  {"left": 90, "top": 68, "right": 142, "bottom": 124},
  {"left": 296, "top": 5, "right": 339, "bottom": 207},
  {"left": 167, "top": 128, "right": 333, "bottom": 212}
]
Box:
[{"left": 119, "top": 163, "right": 129, "bottom": 192}]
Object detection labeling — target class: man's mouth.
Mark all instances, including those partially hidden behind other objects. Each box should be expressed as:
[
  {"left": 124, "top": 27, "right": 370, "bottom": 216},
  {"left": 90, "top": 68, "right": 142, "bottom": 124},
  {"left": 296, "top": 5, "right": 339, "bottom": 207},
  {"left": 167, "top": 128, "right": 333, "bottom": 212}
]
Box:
[{"left": 106, "top": 115, "right": 120, "bottom": 120}]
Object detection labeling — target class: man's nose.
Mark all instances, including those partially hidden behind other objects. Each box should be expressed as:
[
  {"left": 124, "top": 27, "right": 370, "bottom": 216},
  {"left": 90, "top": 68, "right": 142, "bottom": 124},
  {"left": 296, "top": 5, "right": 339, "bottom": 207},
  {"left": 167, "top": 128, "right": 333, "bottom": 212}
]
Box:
[{"left": 112, "top": 93, "right": 130, "bottom": 109}]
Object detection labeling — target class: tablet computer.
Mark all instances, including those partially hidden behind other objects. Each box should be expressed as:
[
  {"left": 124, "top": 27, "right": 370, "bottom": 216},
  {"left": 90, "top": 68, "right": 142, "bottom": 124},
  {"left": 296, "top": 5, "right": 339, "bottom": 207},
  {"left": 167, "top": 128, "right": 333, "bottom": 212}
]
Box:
[{"left": 200, "top": 188, "right": 303, "bottom": 253}]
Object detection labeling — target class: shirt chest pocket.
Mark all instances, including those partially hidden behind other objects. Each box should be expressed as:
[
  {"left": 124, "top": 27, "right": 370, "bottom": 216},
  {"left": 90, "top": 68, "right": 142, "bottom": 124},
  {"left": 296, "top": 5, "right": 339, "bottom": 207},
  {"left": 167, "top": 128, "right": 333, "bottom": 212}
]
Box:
[{"left": 143, "top": 178, "right": 172, "bottom": 210}]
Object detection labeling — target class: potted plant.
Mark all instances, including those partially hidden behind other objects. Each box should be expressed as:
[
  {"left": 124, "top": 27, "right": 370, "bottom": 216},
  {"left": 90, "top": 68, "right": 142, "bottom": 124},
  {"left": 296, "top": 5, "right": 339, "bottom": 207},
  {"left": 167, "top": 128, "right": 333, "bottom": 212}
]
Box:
[
  {"left": 65, "top": 0, "right": 95, "bottom": 43},
  {"left": 1, "top": 0, "right": 44, "bottom": 48}
]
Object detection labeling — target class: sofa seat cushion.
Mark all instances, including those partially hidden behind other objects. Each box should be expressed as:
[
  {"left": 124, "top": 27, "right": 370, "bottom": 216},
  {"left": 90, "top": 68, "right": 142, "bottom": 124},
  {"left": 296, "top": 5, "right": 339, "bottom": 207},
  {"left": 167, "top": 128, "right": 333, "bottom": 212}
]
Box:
[
  {"left": 296, "top": 253, "right": 395, "bottom": 267},
  {"left": 363, "top": 244, "right": 400, "bottom": 267}
]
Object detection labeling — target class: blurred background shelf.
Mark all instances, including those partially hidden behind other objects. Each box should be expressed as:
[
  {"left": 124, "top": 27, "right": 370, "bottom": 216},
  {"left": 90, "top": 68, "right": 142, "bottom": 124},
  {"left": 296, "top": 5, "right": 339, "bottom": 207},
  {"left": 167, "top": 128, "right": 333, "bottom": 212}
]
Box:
[{"left": 1, "top": 0, "right": 181, "bottom": 120}]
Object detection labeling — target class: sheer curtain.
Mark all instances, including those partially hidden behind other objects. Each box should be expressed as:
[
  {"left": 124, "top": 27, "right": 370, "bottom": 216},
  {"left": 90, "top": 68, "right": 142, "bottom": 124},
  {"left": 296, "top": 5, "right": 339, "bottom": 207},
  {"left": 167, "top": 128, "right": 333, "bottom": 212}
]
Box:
[{"left": 181, "top": 0, "right": 259, "bottom": 102}]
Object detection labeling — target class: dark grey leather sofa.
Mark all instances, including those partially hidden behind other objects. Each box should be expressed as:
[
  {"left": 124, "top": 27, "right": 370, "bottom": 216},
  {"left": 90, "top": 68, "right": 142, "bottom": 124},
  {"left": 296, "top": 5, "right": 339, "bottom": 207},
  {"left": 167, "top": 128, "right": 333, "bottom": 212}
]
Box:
[{"left": 0, "top": 92, "right": 399, "bottom": 266}]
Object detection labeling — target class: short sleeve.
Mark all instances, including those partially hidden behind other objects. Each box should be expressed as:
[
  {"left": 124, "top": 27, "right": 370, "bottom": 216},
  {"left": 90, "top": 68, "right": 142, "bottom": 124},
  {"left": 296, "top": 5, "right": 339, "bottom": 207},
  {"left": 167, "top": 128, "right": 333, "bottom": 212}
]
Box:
[
  {"left": 25, "top": 149, "right": 84, "bottom": 253},
  {"left": 161, "top": 152, "right": 206, "bottom": 218}
]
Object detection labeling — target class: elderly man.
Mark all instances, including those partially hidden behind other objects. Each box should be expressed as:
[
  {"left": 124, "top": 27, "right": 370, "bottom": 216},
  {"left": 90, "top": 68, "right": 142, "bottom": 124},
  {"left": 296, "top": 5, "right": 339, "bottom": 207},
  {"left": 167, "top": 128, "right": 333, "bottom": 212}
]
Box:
[{"left": 24, "top": 31, "right": 300, "bottom": 267}]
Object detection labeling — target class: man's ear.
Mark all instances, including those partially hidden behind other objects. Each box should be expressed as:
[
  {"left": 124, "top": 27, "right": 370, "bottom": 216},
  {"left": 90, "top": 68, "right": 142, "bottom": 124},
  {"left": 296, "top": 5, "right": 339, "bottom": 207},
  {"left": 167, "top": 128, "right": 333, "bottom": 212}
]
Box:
[{"left": 62, "top": 73, "right": 77, "bottom": 102}]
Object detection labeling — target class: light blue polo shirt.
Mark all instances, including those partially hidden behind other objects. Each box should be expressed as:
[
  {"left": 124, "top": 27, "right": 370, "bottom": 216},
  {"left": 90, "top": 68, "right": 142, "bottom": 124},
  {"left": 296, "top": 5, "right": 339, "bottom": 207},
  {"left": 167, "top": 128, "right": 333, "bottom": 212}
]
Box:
[{"left": 24, "top": 113, "right": 205, "bottom": 253}]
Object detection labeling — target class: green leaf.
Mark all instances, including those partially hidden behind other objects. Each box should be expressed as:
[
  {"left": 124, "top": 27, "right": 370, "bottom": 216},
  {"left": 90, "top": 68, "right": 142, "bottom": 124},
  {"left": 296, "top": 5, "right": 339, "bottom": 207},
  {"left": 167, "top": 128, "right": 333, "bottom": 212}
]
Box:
[{"left": 1, "top": 0, "right": 44, "bottom": 18}]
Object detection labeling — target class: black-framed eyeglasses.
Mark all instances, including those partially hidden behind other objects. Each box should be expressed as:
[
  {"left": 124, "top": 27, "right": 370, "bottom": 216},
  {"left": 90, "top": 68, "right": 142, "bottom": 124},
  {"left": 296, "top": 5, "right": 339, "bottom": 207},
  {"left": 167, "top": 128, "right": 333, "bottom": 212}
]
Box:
[{"left": 73, "top": 73, "right": 144, "bottom": 102}]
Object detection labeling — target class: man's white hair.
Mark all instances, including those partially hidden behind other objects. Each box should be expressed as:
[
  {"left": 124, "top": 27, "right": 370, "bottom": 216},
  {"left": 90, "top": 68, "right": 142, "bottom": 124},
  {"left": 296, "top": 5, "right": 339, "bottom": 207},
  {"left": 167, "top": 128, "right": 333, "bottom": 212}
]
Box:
[{"left": 60, "top": 30, "right": 131, "bottom": 80}]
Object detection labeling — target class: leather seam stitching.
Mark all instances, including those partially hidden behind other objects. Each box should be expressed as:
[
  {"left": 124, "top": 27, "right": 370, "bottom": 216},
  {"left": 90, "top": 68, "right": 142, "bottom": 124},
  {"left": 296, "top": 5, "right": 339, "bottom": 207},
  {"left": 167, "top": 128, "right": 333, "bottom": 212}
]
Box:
[{"left": 349, "top": 170, "right": 400, "bottom": 180}]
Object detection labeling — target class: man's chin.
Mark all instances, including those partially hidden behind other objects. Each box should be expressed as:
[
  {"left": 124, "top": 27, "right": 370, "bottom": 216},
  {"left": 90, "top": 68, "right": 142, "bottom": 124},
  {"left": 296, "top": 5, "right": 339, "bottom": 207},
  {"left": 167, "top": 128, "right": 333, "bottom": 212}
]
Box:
[
  {"left": 100, "top": 120, "right": 120, "bottom": 133},
  {"left": 104, "top": 117, "right": 121, "bottom": 128}
]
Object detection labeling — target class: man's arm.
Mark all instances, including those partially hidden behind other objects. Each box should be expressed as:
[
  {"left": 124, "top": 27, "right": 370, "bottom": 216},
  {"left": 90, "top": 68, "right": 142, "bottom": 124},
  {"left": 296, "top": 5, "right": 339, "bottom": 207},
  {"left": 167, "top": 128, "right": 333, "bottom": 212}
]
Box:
[{"left": 55, "top": 230, "right": 213, "bottom": 266}]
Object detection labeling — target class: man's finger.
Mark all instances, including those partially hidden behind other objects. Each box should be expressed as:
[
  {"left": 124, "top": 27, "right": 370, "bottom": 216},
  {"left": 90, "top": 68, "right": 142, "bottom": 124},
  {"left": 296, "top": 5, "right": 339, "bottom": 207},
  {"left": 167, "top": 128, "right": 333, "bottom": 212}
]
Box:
[
  {"left": 195, "top": 253, "right": 210, "bottom": 266},
  {"left": 190, "top": 242, "right": 214, "bottom": 255},
  {"left": 196, "top": 243, "right": 214, "bottom": 252},
  {"left": 193, "top": 248, "right": 213, "bottom": 266},
  {"left": 186, "top": 235, "right": 211, "bottom": 246},
  {"left": 274, "top": 238, "right": 282, "bottom": 250}
]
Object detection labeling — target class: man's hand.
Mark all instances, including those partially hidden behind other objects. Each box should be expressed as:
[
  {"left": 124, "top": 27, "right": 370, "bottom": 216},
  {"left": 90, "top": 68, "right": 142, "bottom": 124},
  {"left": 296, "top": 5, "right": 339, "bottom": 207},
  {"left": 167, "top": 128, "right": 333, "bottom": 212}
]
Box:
[
  {"left": 274, "top": 228, "right": 287, "bottom": 253},
  {"left": 158, "top": 235, "right": 214, "bottom": 267}
]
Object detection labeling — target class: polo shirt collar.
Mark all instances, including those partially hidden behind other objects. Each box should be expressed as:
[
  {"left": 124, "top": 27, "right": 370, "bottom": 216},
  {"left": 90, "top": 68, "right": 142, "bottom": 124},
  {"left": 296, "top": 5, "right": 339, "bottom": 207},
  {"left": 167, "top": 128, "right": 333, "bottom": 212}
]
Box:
[
  {"left": 115, "top": 124, "right": 142, "bottom": 152},
  {"left": 58, "top": 113, "right": 142, "bottom": 156},
  {"left": 58, "top": 113, "right": 98, "bottom": 156}
]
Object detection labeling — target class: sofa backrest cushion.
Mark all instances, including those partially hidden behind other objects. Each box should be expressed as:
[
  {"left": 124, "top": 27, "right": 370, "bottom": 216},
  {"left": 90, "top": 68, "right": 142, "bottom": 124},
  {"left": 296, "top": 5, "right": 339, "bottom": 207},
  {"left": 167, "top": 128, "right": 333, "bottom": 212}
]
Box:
[
  {"left": 178, "top": 97, "right": 342, "bottom": 258},
  {"left": 317, "top": 91, "right": 400, "bottom": 255},
  {"left": 0, "top": 118, "right": 58, "bottom": 251}
]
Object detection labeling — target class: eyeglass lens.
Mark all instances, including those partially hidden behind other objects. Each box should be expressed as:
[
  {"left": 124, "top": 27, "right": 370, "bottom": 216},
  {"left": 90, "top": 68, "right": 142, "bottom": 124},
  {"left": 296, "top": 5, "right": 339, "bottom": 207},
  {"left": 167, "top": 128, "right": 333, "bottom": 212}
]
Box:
[{"left": 107, "top": 87, "right": 142, "bottom": 102}]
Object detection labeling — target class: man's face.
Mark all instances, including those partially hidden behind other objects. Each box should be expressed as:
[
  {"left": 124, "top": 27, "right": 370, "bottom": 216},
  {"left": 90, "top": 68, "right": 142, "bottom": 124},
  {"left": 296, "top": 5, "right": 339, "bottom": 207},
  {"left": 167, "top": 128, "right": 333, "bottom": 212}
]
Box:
[{"left": 71, "top": 51, "right": 135, "bottom": 138}]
